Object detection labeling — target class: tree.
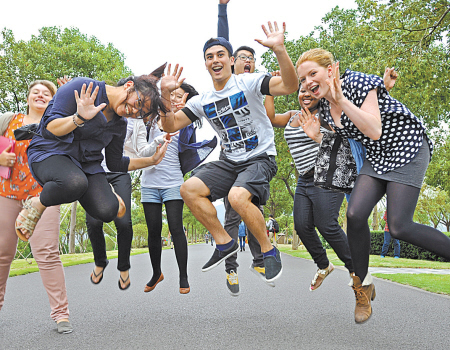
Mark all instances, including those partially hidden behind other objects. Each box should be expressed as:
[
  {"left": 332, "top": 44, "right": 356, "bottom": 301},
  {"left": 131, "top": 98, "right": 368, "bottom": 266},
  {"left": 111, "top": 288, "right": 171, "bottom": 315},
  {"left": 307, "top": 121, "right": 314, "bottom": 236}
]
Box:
[
  {"left": 261, "top": 3, "right": 449, "bottom": 130},
  {"left": 0, "top": 26, "right": 132, "bottom": 114}
]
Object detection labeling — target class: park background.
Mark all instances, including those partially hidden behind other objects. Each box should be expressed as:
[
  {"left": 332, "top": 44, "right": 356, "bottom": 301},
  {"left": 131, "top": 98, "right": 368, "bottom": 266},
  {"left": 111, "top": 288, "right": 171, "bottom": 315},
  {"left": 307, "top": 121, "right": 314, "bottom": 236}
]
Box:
[{"left": 1, "top": 1, "right": 450, "bottom": 267}]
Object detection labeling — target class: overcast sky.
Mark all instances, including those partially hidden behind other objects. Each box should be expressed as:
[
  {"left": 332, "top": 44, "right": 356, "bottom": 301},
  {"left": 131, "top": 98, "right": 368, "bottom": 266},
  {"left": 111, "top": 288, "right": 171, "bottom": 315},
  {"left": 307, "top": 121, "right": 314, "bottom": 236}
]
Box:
[
  {"left": 2, "top": 0, "right": 357, "bottom": 161},
  {"left": 3, "top": 0, "right": 357, "bottom": 92}
]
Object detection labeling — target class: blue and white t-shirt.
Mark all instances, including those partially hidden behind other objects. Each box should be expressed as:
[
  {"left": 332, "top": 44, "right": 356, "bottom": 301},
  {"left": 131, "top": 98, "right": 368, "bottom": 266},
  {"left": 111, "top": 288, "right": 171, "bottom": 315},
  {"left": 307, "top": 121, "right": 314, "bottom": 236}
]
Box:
[{"left": 184, "top": 72, "right": 276, "bottom": 162}]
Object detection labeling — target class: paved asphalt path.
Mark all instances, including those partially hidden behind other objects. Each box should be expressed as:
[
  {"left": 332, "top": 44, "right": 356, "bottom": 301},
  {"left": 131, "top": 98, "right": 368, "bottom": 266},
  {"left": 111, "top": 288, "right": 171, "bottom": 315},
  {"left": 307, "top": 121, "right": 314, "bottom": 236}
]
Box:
[{"left": 1, "top": 244, "right": 450, "bottom": 350}]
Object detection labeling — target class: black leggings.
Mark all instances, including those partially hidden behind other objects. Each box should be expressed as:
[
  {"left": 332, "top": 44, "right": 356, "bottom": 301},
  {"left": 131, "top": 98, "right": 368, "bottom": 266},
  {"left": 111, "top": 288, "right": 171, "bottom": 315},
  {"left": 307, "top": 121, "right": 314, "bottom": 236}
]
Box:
[
  {"left": 32, "top": 155, "right": 119, "bottom": 222},
  {"left": 347, "top": 174, "right": 450, "bottom": 281},
  {"left": 142, "top": 200, "right": 188, "bottom": 287}
]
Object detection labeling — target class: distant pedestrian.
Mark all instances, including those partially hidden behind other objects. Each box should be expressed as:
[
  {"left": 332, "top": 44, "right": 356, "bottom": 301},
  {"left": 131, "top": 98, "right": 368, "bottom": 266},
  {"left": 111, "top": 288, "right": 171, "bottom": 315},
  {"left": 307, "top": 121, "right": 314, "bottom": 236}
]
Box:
[{"left": 381, "top": 211, "right": 400, "bottom": 258}]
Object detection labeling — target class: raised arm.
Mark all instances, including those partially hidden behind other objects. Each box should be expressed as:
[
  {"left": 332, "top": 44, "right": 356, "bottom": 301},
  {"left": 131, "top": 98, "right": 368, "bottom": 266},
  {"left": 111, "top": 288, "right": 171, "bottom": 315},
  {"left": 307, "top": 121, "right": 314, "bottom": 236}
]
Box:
[
  {"left": 255, "top": 22, "right": 298, "bottom": 96},
  {"left": 46, "top": 82, "right": 106, "bottom": 136},
  {"left": 264, "top": 95, "right": 294, "bottom": 128},
  {"left": 328, "top": 62, "right": 382, "bottom": 140},
  {"left": 218, "top": 0, "right": 230, "bottom": 40},
  {"left": 264, "top": 71, "right": 296, "bottom": 127}
]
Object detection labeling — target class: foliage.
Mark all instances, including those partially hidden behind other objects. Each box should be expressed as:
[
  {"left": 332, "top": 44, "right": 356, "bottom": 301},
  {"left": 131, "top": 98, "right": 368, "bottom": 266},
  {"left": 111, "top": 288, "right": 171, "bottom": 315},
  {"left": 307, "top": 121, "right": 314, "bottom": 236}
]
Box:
[
  {"left": 261, "top": 2, "right": 450, "bottom": 130},
  {"left": 0, "top": 26, "right": 132, "bottom": 114},
  {"left": 132, "top": 223, "right": 148, "bottom": 248},
  {"left": 425, "top": 133, "right": 450, "bottom": 197}
]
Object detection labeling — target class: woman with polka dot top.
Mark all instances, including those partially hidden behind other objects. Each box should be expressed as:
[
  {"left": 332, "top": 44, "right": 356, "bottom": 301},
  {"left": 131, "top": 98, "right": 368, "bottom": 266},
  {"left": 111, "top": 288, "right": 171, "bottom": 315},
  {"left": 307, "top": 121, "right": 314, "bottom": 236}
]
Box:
[{"left": 296, "top": 48, "right": 450, "bottom": 324}]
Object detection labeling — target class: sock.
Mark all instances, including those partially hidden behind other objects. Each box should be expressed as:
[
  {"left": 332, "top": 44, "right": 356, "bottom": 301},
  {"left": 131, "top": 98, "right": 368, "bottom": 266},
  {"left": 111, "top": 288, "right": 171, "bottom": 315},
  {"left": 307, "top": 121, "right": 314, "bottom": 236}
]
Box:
[
  {"left": 263, "top": 247, "right": 277, "bottom": 258},
  {"left": 216, "top": 239, "right": 235, "bottom": 251}
]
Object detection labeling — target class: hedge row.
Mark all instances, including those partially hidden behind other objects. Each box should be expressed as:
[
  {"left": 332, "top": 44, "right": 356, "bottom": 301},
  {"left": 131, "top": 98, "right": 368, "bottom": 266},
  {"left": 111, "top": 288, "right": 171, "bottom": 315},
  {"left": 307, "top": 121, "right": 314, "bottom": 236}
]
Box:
[{"left": 319, "top": 230, "right": 450, "bottom": 262}]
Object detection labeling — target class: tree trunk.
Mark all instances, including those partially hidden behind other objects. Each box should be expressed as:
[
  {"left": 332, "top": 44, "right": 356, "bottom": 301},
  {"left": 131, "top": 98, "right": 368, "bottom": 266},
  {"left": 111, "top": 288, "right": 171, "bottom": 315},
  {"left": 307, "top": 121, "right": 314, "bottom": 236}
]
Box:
[
  {"left": 292, "top": 229, "right": 299, "bottom": 250},
  {"left": 372, "top": 203, "right": 379, "bottom": 230},
  {"left": 342, "top": 200, "right": 348, "bottom": 233},
  {"left": 69, "top": 201, "right": 77, "bottom": 254}
]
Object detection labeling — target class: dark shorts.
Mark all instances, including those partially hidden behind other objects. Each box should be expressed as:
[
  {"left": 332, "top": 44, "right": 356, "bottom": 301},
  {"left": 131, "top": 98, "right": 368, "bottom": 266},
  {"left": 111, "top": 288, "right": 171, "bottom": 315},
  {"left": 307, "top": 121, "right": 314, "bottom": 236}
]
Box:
[{"left": 192, "top": 153, "right": 277, "bottom": 205}]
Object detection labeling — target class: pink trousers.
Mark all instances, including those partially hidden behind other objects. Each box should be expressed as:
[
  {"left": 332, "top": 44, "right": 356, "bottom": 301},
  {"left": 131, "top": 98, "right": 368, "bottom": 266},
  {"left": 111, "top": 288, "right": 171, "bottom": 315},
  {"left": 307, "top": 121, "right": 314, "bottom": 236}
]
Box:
[{"left": 0, "top": 196, "right": 69, "bottom": 321}]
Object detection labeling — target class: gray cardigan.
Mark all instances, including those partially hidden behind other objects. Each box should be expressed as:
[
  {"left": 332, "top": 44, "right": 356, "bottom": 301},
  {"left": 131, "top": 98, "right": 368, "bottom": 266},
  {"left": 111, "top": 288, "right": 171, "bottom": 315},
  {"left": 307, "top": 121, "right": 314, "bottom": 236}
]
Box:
[{"left": 0, "top": 112, "right": 16, "bottom": 135}]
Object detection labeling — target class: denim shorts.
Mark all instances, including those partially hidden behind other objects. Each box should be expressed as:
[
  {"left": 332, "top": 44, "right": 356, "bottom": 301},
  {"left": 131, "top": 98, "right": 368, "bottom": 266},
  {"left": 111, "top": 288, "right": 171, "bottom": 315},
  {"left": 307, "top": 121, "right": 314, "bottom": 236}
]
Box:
[{"left": 141, "top": 185, "right": 182, "bottom": 203}]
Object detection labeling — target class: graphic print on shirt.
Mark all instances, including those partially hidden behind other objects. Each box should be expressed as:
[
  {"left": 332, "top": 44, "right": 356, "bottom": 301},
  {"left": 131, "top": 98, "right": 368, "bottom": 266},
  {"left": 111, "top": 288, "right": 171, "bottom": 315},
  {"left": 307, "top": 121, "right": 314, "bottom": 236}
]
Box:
[{"left": 203, "top": 91, "right": 258, "bottom": 154}]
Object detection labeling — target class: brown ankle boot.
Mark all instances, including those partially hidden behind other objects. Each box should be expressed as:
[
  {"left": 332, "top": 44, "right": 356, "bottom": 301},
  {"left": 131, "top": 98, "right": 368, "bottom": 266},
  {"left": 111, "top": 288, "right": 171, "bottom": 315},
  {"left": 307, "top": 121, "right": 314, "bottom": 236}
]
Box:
[{"left": 350, "top": 272, "right": 376, "bottom": 323}]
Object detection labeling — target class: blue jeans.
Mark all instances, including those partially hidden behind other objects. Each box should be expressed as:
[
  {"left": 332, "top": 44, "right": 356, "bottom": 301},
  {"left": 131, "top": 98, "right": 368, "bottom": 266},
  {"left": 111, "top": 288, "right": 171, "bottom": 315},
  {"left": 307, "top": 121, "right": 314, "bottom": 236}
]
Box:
[
  {"left": 346, "top": 139, "right": 367, "bottom": 202},
  {"left": 239, "top": 236, "right": 246, "bottom": 250},
  {"left": 381, "top": 231, "right": 401, "bottom": 257}
]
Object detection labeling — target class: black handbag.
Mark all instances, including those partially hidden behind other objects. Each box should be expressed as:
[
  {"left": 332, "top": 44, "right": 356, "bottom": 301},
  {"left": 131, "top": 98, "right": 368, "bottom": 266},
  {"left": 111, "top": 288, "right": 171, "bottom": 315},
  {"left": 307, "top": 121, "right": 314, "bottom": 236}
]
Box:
[
  {"left": 13, "top": 123, "right": 39, "bottom": 141},
  {"left": 314, "top": 131, "right": 357, "bottom": 194}
]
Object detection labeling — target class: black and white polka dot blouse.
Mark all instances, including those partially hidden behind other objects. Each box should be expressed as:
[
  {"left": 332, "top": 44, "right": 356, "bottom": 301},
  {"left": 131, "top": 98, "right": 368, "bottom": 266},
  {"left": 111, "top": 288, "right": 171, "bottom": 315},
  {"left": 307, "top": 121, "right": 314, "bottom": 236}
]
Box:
[{"left": 319, "top": 70, "right": 433, "bottom": 175}]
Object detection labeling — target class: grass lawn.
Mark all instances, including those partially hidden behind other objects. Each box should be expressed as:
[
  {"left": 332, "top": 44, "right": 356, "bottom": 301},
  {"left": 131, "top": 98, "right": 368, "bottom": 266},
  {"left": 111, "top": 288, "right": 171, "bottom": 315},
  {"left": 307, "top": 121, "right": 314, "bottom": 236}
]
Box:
[
  {"left": 277, "top": 244, "right": 450, "bottom": 295},
  {"left": 9, "top": 248, "right": 149, "bottom": 277}
]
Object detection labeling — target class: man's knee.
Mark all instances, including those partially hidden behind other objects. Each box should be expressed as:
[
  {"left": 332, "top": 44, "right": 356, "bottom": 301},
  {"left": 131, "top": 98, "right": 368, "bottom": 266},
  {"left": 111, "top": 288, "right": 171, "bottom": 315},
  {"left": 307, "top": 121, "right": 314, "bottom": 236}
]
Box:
[
  {"left": 180, "top": 177, "right": 209, "bottom": 203},
  {"left": 228, "top": 187, "right": 251, "bottom": 211}
]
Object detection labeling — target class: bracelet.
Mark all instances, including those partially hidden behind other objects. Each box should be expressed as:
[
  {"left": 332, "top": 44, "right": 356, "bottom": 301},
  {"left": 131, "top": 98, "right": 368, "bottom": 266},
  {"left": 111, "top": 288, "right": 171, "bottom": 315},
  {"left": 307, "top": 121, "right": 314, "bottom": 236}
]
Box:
[
  {"left": 73, "top": 115, "right": 85, "bottom": 128},
  {"left": 75, "top": 112, "right": 88, "bottom": 122}
]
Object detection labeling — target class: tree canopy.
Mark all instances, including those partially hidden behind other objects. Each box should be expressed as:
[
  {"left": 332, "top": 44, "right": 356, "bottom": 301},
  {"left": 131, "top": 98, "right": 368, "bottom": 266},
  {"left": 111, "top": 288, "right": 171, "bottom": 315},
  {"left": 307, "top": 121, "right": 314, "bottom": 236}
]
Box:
[{"left": 0, "top": 26, "right": 132, "bottom": 114}]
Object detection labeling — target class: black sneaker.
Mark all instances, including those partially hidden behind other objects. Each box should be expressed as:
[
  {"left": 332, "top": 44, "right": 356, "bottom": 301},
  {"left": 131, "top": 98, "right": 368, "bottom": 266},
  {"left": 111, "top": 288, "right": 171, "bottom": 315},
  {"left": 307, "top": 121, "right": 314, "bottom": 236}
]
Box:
[
  {"left": 202, "top": 242, "right": 239, "bottom": 272},
  {"left": 226, "top": 270, "right": 240, "bottom": 296},
  {"left": 202, "top": 241, "right": 239, "bottom": 272},
  {"left": 263, "top": 246, "right": 282, "bottom": 283}
]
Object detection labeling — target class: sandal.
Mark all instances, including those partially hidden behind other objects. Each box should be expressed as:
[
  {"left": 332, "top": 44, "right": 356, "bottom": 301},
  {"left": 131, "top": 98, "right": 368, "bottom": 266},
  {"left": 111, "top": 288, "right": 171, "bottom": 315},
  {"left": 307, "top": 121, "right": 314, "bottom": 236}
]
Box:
[
  {"left": 310, "top": 262, "right": 334, "bottom": 291},
  {"left": 90, "top": 261, "right": 109, "bottom": 285},
  {"left": 118, "top": 271, "right": 131, "bottom": 290},
  {"left": 15, "top": 196, "right": 43, "bottom": 242}
]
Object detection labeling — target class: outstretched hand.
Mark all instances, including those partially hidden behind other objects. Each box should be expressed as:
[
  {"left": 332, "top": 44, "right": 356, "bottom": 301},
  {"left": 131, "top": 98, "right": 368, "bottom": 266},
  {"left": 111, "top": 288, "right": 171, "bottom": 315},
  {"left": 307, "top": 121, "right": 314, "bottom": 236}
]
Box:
[
  {"left": 160, "top": 64, "right": 185, "bottom": 94},
  {"left": 57, "top": 75, "right": 72, "bottom": 87},
  {"left": 298, "top": 107, "right": 321, "bottom": 143},
  {"left": 149, "top": 138, "right": 170, "bottom": 165},
  {"left": 255, "top": 21, "right": 286, "bottom": 51},
  {"left": 74, "top": 82, "right": 107, "bottom": 120},
  {"left": 383, "top": 67, "right": 398, "bottom": 92},
  {"left": 326, "top": 61, "right": 344, "bottom": 105}
]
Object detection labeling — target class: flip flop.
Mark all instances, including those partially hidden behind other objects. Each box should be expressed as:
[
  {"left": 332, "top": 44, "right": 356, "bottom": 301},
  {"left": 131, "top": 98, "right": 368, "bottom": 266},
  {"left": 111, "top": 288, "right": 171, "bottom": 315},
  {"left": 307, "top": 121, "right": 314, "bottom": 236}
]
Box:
[
  {"left": 90, "top": 262, "right": 109, "bottom": 285},
  {"left": 118, "top": 272, "right": 131, "bottom": 290}
]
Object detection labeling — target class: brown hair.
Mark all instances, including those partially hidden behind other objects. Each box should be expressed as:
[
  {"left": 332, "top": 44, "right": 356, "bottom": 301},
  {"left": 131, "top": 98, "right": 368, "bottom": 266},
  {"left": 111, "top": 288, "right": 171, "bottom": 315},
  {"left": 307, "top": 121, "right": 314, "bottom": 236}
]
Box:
[
  {"left": 296, "top": 48, "right": 334, "bottom": 71},
  {"left": 27, "top": 80, "right": 57, "bottom": 114}
]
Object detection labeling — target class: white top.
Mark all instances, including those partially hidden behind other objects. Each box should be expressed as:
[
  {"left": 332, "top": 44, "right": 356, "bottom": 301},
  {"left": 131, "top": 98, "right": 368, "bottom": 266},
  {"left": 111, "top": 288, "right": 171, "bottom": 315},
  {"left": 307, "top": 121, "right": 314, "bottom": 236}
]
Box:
[
  {"left": 185, "top": 72, "right": 276, "bottom": 162},
  {"left": 141, "top": 123, "right": 183, "bottom": 189},
  {"left": 101, "top": 119, "right": 164, "bottom": 173}
]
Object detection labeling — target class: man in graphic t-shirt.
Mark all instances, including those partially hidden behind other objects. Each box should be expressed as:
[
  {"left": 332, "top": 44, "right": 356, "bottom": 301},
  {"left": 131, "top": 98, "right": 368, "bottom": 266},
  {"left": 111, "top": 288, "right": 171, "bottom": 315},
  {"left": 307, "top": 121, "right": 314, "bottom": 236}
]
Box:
[{"left": 160, "top": 21, "right": 298, "bottom": 285}]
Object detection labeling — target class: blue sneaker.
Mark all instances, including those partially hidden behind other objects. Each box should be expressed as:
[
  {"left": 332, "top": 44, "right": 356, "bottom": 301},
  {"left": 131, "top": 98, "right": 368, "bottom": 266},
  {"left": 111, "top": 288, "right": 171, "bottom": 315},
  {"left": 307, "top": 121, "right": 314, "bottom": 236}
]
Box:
[
  {"left": 263, "top": 247, "right": 282, "bottom": 283},
  {"left": 380, "top": 255, "right": 385, "bottom": 258},
  {"left": 394, "top": 256, "right": 400, "bottom": 259}
]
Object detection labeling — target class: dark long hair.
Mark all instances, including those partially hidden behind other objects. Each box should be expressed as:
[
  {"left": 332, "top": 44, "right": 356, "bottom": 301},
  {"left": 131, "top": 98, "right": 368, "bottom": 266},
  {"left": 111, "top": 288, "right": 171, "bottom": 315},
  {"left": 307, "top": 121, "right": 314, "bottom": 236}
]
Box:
[{"left": 117, "top": 63, "right": 168, "bottom": 122}]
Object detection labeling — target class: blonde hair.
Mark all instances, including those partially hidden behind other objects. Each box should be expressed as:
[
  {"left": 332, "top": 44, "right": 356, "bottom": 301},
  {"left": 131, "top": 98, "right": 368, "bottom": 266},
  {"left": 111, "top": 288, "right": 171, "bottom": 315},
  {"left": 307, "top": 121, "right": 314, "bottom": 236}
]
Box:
[
  {"left": 27, "top": 80, "right": 57, "bottom": 114},
  {"left": 296, "top": 48, "right": 334, "bottom": 70}
]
